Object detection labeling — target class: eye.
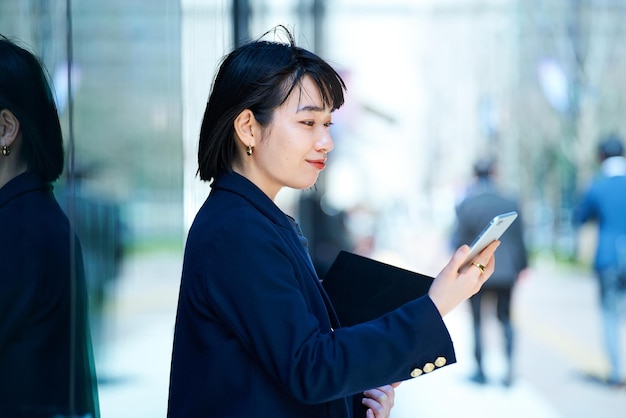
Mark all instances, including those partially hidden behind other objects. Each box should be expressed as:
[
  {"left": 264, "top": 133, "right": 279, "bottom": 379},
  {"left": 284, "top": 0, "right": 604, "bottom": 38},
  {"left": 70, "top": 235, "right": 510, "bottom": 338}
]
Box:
[
  {"left": 324, "top": 122, "right": 334, "bottom": 128},
  {"left": 301, "top": 121, "right": 315, "bottom": 127}
]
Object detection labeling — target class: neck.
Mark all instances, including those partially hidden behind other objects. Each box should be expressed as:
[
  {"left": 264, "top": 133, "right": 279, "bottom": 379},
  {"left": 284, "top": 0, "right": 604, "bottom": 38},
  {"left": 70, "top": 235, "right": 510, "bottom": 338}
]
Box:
[
  {"left": 231, "top": 165, "right": 281, "bottom": 202},
  {"left": 0, "top": 158, "right": 28, "bottom": 189}
]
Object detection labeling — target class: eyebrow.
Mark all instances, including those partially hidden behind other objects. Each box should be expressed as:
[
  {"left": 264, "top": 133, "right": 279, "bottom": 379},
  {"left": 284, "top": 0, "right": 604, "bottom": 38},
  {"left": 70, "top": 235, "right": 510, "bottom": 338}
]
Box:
[{"left": 296, "top": 105, "right": 327, "bottom": 113}]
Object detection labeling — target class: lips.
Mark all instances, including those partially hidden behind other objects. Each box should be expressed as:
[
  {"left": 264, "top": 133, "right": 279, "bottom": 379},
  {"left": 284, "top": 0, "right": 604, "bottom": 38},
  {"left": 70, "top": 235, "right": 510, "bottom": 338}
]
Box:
[{"left": 307, "top": 159, "right": 326, "bottom": 170}]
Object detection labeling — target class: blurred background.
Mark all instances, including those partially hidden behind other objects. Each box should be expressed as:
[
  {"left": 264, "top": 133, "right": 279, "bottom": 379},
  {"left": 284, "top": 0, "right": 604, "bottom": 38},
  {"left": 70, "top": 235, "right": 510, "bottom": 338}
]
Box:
[{"left": 1, "top": 0, "right": 625, "bottom": 416}]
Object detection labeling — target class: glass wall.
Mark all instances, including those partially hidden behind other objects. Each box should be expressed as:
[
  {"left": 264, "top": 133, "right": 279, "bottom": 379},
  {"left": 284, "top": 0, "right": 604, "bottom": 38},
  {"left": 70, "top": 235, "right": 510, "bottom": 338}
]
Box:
[{"left": 1, "top": 1, "right": 184, "bottom": 416}]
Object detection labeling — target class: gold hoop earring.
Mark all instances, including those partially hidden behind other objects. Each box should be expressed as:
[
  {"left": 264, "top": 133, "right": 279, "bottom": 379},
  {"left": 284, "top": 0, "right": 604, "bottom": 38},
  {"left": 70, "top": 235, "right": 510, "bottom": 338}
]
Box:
[
  {"left": 1, "top": 145, "right": 10, "bottom": 156},
  {"left": 246, "top": 145, "right": 253, "bottom": 156}
]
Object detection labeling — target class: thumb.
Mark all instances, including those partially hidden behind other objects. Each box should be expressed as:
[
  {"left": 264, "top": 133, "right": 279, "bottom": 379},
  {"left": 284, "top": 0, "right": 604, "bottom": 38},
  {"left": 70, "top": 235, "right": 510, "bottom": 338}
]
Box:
[{"left": 448, "top": 245, "right": 470, "bottom": 273}]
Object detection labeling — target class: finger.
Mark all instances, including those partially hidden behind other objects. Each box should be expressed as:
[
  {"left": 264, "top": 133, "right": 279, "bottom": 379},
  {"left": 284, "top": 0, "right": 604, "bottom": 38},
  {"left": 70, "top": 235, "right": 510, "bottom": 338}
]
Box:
[
  {"left": 468, "top": 242, "right": 499, "bottom": 284},
  {"left": 469, "top": 261, "right": 486, "bottom": 276},
  {"left": 364, "top": 385, "right": 395, "bottom": 410},
  {"left": 468, "top": 241, "right": 500, "bottom": 274},
  {"left": 367, "top": 384, "right": 394, "bottom": 395},
  {"left": 445, "top": 245, "right": 471, "bottom": 275},
  {"left": 377, "top": 384, "right": 396, "bottom": 402},
  {"left": 477, "top": 239, "right": 500, "bottom": 263},
  {"left": 364, "top": 385, "right": 394, "bottom": 401},
  {"left": 482, "top": 251, "right": 496, "bottom": 280},
  {"left": 361, "top": 398, "right": 382, "bottom": 415},
  {"left": 363, "top": 388, "right": 386, "bottom": 402}
]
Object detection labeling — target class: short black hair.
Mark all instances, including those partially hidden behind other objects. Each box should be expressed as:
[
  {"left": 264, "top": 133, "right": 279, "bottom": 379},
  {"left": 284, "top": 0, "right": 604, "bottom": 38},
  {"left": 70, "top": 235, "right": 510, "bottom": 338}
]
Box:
[
  {"left": 0, "top": 35, "right": 64, "bottom": 182},
  {"left": 197, "top": 27, "right": 346, "bottom": 182},
  {"left": 473, "top": 158, "right": 495, "bottom": 178},
  {"left": 598, "top": 134, "right": 624, "bottom": 160}
]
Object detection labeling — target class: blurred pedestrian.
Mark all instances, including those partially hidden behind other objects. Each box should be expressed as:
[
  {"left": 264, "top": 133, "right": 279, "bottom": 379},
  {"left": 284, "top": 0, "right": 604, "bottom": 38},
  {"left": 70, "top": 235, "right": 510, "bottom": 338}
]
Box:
[
  {"left": 0, "top": 35, "right": 99, "bottom": 416},
  {"left": 452, "top": 158, "right": 529, "bottom": 387},
  {"left": 573, "top": 134, "right": 626, "bottom": 388},
  {"left": 168, "top": 26, "right": 500, "bottom": 418}
]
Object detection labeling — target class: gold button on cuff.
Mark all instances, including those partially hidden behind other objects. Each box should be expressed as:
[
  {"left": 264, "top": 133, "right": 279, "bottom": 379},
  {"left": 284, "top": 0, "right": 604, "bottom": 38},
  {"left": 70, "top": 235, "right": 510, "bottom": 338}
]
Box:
[
  {"left": 423, "top": 363, "right": 435, "bottom": 373},
  {"left": 434, "top": 357, "right": 447, "bottom": 368},
  {"left": 410, "top": 368, "right": 423, "bottom": 378}
]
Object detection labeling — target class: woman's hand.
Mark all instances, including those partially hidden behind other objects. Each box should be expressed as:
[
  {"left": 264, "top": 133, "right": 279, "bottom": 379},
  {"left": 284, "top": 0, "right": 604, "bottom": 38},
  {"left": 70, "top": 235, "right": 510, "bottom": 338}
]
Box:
[
  {"left": 362, "top": 382, "right": 401, "bottom": 418},
  {"left": 428, "top": 241, "right": 500, "bottom": 317}
]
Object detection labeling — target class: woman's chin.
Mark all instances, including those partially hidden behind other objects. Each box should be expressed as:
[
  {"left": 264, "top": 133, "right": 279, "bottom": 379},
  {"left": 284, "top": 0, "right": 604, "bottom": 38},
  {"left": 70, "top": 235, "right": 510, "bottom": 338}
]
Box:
[{"left": 290, "top": 176, "right": 319, "bottom": 191}]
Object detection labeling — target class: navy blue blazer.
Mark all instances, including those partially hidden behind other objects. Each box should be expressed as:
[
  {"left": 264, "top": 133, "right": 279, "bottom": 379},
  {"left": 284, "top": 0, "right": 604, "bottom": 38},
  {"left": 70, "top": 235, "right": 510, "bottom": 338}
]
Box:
[
  {"left": 168, "top": 171, "right": 455, "bottom": 418},
  {"left": 0, "top": 171, "right": 98, "bottom": 417}
]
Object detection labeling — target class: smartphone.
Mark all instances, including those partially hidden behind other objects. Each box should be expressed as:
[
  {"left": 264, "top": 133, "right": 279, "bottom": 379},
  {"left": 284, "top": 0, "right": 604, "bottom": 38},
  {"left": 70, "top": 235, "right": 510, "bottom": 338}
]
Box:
[{"left": 461, "top": 211, "right": 518, "bottom": 269}]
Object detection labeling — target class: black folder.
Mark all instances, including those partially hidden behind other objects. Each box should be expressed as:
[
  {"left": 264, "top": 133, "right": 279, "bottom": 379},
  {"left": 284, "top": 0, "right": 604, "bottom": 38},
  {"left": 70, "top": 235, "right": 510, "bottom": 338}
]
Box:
[{"left": 322, "top": 251, "right": 434, "bottom": 327}]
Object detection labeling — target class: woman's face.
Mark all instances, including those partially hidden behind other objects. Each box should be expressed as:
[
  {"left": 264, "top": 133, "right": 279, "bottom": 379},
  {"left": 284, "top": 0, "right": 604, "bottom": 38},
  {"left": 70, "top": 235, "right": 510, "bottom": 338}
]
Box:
[{"left": 241, "top": 75, "right": 334, "bottom": 200}]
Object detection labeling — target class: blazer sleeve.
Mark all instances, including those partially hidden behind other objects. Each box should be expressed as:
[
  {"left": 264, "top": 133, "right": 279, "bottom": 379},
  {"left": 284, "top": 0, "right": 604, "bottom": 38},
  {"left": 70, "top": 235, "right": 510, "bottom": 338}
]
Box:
[{"left": 191, "top": 210, "right": 455, "bottom": 405}]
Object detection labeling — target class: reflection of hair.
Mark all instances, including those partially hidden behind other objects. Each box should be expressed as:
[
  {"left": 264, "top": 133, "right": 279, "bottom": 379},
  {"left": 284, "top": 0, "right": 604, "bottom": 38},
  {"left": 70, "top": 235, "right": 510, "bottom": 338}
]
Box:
[
  {"left": 197, "top": 27, "right": 346, "bottom": 182},
  {"left": 598, "top": 134, "right": 624, "bottom": 160},
  {"left": 0, "top": 35, "right": 64, "bottom": 182}
]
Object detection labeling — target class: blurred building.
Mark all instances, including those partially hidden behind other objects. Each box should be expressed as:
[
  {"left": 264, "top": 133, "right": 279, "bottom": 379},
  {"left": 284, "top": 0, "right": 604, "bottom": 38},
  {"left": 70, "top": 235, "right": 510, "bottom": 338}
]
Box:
[{"left": 2, "top": 0, "right": 626, "bottom": 416}]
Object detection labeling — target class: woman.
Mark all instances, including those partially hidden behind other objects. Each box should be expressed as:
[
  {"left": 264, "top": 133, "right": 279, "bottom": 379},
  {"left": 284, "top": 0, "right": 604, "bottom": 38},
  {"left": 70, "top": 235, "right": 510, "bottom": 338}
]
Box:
[
  {"left": 0, "top": 36, "right": 99, "bottom": 417},
  {"left": 168, "top": 28, "right": 498, "bottom": 418}
]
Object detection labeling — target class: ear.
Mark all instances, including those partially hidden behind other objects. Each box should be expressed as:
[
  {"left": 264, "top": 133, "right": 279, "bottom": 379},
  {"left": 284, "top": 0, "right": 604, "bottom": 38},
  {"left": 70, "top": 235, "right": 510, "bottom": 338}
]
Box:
[
  {"left": 233, "top": 109, "right": 258, "bottom": 150},
  {"left": 0, "top": 109, "right": 20, "bottom": 147}
]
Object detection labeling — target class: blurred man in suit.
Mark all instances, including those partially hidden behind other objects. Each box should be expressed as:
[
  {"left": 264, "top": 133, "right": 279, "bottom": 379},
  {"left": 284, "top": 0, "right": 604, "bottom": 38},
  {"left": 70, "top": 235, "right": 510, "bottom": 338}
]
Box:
[
  {"left": 573, "top": 134, "right": 626, "bottom": 388},
  {"left": 452, "top": 159, "right": 529, "bottom": 387}
]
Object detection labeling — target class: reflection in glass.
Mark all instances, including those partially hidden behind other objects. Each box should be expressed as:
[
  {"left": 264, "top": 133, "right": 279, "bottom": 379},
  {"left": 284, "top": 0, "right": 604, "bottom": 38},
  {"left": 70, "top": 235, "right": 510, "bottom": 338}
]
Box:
[{"left": 0, "top": 34, "right": 99, "bottom": 417}]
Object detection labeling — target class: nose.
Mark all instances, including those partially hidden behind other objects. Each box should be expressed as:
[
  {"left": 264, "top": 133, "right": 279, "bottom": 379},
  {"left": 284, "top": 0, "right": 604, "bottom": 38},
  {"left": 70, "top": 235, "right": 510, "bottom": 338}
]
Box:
[{"left": 316, "top": 129, "right": 334, "bottom": 154}]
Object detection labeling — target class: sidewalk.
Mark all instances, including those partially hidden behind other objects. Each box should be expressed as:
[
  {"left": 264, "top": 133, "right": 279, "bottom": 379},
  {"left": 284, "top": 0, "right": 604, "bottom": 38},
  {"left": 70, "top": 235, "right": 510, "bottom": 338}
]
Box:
[
  {"left": 96, "top": 251, "right": 626, "bottom": 417},
  {"left": 96, "top": 252, "right": 181, "bottom": 418},
  {"left": 512, "top": 259, "right": 626, "bottom": 418},
  {"left": 393, "top": 256, "right": 626, "bottom": 418}
]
